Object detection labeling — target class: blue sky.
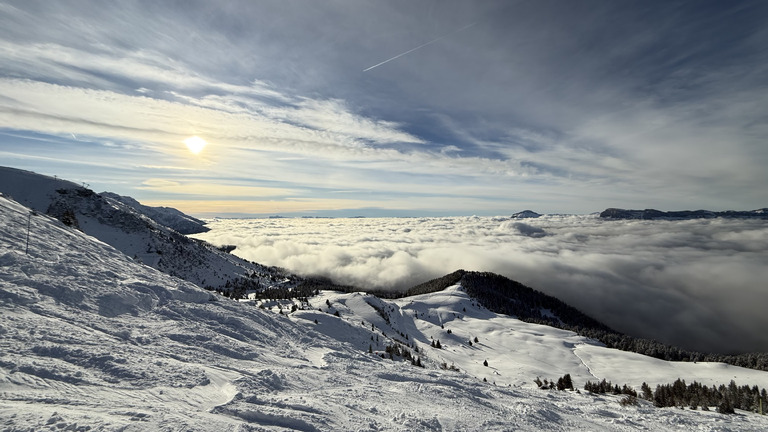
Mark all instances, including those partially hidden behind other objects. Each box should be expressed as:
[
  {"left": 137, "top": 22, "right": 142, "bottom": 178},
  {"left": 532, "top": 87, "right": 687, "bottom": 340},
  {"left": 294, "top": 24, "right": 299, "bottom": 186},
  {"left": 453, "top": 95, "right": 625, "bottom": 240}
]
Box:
[{"left": 1, "top": 0, "right": 766, "bottom": 217}]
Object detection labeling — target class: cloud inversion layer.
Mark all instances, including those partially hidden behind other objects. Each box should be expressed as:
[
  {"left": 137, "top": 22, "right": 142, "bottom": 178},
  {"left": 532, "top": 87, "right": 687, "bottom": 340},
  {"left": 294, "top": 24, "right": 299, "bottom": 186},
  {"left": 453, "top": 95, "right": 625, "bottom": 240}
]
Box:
[{"left": 194, "top": 216, "right": 768, "bottom": 354}]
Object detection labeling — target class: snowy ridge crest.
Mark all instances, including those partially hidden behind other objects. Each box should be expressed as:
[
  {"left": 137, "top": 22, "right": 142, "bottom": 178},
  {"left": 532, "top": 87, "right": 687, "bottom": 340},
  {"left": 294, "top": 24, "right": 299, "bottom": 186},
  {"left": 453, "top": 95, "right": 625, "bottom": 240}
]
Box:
[{"left": 0, "top": 166, "right": 299, "bottom": 292}]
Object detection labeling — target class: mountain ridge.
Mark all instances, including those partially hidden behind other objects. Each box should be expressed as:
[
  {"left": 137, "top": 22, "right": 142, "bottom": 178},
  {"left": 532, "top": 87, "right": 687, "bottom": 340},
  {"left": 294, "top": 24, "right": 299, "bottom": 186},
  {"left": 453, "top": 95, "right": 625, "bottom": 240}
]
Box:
[
  {"left": 600, "top": 208, "right": 768, "bottom": 220},
  {"left": 0, "top": 166, "right": 301, "bottom": 293},
  {"left": 99, "top": 191, "right": 210, "bottom": 235}
]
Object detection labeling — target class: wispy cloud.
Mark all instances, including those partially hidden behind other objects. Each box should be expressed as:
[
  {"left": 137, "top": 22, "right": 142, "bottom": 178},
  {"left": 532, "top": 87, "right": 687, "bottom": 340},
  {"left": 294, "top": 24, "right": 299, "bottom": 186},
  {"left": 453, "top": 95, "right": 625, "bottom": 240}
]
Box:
[
  {"left": 1, "top": 1, "right": 766, "bottom": 214},
  {"left": 139, "top": 178, "right": 302, "bottom": 198}
]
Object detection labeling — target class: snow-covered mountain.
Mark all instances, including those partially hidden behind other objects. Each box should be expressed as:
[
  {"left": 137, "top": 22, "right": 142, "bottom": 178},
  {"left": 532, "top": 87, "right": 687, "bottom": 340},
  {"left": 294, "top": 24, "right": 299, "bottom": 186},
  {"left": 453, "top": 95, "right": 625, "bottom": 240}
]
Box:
[
  {"left": 2, "top": 193, "right": 768, "bottom": 430},
  {"left": 0, "top": 166, "right": 298, "bottom": 292},
  {"left": 99, "top": 191, "right": 209, "bottom": 235}
]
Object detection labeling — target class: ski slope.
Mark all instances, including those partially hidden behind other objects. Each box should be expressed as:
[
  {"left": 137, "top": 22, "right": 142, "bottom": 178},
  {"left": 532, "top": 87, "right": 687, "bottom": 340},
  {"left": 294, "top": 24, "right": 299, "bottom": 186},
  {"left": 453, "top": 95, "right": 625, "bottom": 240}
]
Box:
[
  {"left": 2, "top": 194, "right": 768, "bottom": 431},
  {"left": 305, "top": 288, "right": 768, "bottom": 390}
]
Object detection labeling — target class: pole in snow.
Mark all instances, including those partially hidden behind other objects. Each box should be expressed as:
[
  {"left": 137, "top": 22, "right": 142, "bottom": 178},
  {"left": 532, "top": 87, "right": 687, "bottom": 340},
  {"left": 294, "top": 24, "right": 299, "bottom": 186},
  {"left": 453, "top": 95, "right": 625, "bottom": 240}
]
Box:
[{"left": 25, "top": 212, "right": 32, "bottom": 255}]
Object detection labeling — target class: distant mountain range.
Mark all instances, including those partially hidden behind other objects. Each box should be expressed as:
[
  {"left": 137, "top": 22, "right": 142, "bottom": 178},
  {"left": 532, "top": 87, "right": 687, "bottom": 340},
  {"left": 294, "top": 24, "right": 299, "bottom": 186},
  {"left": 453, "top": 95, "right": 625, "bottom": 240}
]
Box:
[
  {"left": 507, "top": 208, "right": 768, "bottom": 220},
  {"left": 599, "top": 208, "right": 768, "bottom": 220}
]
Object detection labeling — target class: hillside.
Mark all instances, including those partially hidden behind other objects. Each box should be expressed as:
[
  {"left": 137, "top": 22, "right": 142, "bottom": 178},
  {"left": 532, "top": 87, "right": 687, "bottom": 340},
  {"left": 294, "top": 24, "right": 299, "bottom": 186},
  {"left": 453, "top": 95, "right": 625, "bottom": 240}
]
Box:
[
  {"left": 0, "top": 166, "right": 298, "bottom": 292},
  {"left": 406, "top": 270, "right": 768, "bottom": 372},
  {"left": 2, "top": 194, "right": 768, "bottom": 430},
  {"left": 99, "top": 191, "right": 210, "bottom": 235}
]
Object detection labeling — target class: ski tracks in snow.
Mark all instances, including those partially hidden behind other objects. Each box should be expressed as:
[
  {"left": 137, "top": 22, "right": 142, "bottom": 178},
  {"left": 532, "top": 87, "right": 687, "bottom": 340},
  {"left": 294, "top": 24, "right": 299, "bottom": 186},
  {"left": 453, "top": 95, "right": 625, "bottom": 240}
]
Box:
[{"left": 573, "top": 343, "right": 600, "bottom": 381}]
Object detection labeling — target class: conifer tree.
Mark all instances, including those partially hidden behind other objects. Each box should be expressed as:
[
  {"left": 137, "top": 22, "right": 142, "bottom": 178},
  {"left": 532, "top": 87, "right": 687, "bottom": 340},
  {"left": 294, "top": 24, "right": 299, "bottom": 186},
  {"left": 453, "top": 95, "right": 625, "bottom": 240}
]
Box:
[{"left": 641, "top": 382, "right": 653, "bottom": 400}]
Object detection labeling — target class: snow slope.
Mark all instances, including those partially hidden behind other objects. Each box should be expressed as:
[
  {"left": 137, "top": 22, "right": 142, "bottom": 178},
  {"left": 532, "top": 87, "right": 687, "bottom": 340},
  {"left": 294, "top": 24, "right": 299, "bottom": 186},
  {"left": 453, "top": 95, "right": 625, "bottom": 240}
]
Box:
[
  {"left": 3, "top": 194, "right": 768, "bottom": 431},
  {"left": 0, "top": 166, "right": 297, "bottom": 292},
  {"left": 307, "top": 288, "right": 768, "bottom": 391}
]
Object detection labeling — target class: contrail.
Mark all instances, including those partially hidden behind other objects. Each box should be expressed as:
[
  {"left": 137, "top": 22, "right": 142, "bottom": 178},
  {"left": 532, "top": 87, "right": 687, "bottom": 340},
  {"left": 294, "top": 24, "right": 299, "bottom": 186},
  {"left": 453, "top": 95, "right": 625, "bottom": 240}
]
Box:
[{"left": 363, "top": 22, "right": 476, "bottom": 72}]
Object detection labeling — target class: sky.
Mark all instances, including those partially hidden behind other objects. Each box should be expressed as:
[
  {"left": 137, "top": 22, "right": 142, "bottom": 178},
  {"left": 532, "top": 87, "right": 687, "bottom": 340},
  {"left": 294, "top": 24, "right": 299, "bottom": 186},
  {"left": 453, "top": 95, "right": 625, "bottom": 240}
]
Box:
[
  {"left": 194, "top": 216, "right": 768, "bottom": 354},
  {"left": 1, "top": 0, "right": 767, "bottom": 217}
]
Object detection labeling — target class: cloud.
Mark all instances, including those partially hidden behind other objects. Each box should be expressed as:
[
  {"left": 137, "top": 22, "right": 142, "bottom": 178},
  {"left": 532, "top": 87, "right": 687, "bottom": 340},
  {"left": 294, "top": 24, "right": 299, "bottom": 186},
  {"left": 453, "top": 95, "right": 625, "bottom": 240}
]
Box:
[
  {"left": 508, "top": 222, "right": 546, "bottom": 238},
  {"left": 0, "top": 77, "right": 551, "bottom": 215},
  {"left": 193, "top": 216, "right": 768, "bottom": 355},
  {"left": 2, "top": 2, "right": 767, "bottom": 214},
  {"left": 142, "top": 198, "right": 380, "bottom": 216},
  {"left": 139, "top": 178, "right": 301, "bottom": 198}
]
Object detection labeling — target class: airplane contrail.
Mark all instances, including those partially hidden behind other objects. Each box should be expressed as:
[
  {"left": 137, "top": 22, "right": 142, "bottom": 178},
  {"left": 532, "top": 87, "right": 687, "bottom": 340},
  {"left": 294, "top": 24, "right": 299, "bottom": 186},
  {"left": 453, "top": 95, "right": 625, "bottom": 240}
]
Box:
[{"left": 363, "top": 22, "right": 476, "bottom": 72}]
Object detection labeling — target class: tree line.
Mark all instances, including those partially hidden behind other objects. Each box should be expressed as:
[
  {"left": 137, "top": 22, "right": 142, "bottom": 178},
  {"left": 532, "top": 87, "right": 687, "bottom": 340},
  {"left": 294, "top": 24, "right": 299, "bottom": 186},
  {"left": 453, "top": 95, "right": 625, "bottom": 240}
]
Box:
[{"left": 584, "top": 377, "right": 767, "bottom": 414}]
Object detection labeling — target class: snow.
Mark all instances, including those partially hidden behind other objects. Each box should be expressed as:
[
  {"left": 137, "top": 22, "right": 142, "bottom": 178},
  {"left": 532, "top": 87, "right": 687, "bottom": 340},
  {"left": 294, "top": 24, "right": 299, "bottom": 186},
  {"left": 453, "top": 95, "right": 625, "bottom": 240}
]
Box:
[
  {"left": 2, "top": 194, "right": 768, "bottom": 431},
  {"left": 100, "top": 191, "right": 209, "bottom": 235},
  {"left": 0, "top": 166, "right": 298, "bottom": 292},
  {"left": 307, "top": 286, "right": 768, "bottom": 391}
]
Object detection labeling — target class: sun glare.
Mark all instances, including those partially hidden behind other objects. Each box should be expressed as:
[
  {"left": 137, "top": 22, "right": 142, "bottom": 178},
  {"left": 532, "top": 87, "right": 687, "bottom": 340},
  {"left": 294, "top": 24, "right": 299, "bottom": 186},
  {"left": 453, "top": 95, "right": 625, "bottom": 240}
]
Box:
[{"left": 184, "top": 136, "right": 207, "bottom": 154}]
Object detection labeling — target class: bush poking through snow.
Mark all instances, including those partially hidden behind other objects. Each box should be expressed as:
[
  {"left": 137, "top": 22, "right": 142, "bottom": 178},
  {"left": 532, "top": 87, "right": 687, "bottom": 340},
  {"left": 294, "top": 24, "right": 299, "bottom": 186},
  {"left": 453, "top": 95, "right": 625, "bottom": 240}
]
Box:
[{"left": 620, "top": 395, "right": 639, "bottom": 407}]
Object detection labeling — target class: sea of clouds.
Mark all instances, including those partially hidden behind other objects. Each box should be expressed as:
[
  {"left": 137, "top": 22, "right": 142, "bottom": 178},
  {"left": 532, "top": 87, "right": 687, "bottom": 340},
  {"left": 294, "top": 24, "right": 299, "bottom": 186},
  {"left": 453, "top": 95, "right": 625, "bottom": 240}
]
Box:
[{"left": 193, "top": 216, "right": 768, "bottom": 354}]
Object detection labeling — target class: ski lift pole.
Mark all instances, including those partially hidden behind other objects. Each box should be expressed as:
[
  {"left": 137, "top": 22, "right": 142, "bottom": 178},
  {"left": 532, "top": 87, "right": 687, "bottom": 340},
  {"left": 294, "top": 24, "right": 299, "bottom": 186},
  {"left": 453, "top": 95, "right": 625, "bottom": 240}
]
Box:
[{"left": 25, "top": 211, "right": 31, "bottom": 255}]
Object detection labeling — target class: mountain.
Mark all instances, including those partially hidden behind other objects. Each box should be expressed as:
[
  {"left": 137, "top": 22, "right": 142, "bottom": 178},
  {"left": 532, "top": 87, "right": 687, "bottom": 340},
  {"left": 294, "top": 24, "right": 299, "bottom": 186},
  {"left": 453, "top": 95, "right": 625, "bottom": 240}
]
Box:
[
  {"left": 511, "top": 210, "right": 542, "bottom": 218},
  {"left": 0, "top": 166, "right": 299, "bottom": 292},
  {"left": 3, "top": 193, "right": 768, "bottom": 430},
  {"left": 600, "top": 208, "right": 768, "bottom": 220},
  {"left": 99, "top": 191, "right": 209, "bottom": 234}
]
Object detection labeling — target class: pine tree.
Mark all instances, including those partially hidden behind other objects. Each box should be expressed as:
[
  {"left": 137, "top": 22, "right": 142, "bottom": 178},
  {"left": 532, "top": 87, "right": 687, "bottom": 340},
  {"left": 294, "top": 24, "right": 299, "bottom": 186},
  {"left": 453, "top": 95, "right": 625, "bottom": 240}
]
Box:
[
  {"left": 562, "top": 374, "right": 573, "bottom": 390},
  {"left": 717, "top": 400, "right": 735, "bottom": 414},
  {"left": 483, "top": 359, "right": 488, "bottom": 367},
  {"left": 641, "top": 382, "right": 653, "bottom": 400}
]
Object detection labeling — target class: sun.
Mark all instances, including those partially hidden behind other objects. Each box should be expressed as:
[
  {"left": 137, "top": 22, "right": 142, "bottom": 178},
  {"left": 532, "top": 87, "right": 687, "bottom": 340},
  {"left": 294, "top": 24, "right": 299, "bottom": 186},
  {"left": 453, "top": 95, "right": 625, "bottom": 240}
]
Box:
[{"left": 184, "top": 136, "right": 207, "bottom": 154}]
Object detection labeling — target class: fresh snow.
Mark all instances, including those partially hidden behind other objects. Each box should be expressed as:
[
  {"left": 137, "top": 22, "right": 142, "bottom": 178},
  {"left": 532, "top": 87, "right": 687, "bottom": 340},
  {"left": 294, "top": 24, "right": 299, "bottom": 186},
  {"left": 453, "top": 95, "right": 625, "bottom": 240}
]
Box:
[{"left": 2, "top": 194, "right": 768, "bottom": 431}]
